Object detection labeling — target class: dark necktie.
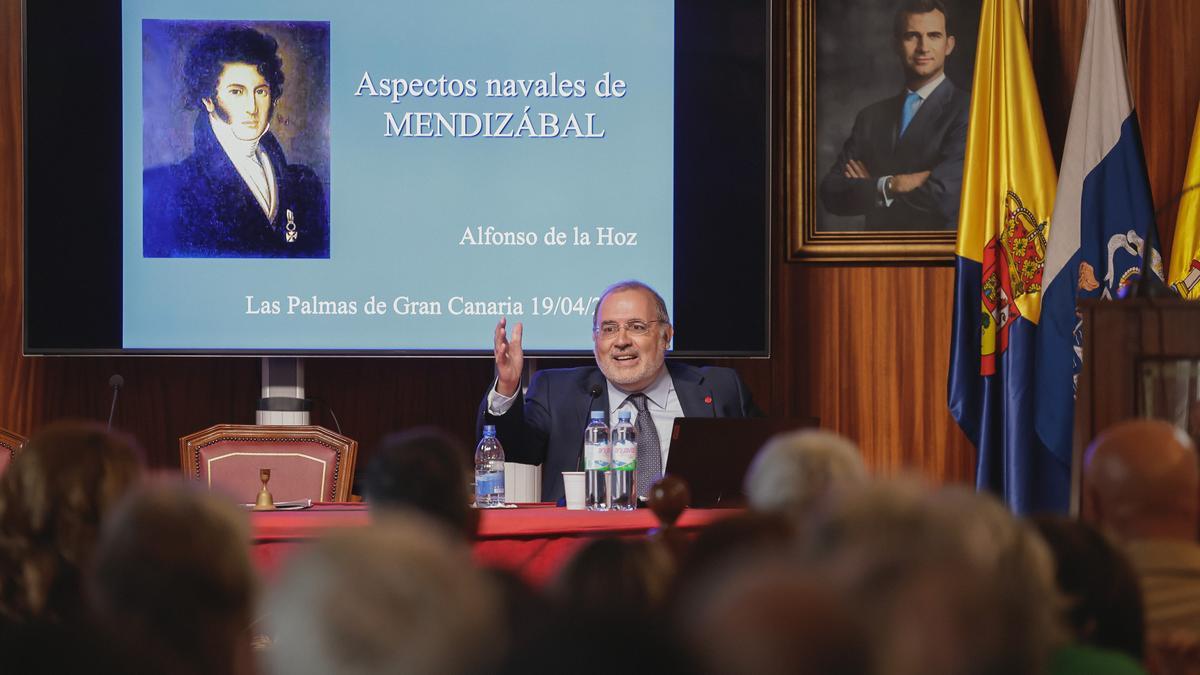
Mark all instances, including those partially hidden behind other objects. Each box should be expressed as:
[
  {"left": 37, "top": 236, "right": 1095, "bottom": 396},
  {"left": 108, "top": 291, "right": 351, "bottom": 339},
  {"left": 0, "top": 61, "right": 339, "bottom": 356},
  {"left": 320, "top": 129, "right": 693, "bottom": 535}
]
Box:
[{"left": 628, "top": 393, "right": 662, "bottom": 499}]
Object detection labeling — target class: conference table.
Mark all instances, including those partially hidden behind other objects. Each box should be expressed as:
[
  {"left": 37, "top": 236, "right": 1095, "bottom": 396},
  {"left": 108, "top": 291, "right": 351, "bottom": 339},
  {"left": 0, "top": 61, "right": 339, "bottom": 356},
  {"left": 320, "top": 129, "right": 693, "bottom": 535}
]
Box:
[{"left": 250, "top": 503, "right": 737, "bottom": 585}]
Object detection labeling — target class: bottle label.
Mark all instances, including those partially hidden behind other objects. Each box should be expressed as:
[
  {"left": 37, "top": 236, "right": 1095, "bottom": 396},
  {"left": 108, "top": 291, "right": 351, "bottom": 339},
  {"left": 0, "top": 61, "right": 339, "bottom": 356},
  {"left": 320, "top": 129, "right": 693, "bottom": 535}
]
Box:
[
  {"left": 584, "top": 442, "right": 611, "bottom": 470},
  {"left": 612, "top": 441, "right": 637, "bottom": 471},
  {"left": 476, "top": 472, "right": 504, "bottom": 496}
]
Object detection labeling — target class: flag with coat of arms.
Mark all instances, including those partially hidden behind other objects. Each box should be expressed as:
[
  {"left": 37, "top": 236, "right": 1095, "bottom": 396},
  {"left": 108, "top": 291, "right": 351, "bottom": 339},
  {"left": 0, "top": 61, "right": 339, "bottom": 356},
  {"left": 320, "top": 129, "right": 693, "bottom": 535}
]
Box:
[{"left": 948, "top": 0, "right": 1060, "bottom": 513}]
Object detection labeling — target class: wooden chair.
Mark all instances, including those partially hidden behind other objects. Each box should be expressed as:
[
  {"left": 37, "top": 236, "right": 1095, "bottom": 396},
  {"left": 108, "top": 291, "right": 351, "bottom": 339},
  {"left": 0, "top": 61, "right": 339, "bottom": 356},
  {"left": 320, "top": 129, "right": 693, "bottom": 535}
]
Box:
[
  {"left": 0, "top": 428, "right": 27, "bottom": 475},
  {"left": 180, "top": 424, "right": 357, "bottom": 504}
]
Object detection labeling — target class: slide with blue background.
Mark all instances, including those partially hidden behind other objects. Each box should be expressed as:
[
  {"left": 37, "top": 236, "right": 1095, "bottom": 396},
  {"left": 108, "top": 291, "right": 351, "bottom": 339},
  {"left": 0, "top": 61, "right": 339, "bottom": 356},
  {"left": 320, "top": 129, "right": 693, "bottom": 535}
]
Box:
[{"left": 122, "top": 0, "right": 673, "bottom": 351}]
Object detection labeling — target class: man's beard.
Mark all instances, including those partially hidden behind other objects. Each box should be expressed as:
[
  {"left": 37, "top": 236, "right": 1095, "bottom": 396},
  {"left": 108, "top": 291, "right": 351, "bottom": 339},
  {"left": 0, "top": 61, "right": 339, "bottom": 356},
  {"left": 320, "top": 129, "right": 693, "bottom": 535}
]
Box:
[{"left": 596, "top": 347, "right": 666, "bottom": 390}]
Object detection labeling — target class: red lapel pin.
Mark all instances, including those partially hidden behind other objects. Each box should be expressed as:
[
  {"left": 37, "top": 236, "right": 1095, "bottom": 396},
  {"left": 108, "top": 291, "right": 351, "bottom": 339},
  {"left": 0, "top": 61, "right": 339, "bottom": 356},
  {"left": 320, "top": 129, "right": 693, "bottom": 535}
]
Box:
[{"left": 704, "top": 395, "right": 712, "bottom": 405}]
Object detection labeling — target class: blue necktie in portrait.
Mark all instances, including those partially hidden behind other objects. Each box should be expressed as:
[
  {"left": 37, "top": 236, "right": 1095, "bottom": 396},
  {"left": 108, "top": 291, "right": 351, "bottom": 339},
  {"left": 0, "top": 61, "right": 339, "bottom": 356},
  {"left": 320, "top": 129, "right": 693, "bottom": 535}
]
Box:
[{"left": 899, "top": 91, "right": 922, "bottom": 137}]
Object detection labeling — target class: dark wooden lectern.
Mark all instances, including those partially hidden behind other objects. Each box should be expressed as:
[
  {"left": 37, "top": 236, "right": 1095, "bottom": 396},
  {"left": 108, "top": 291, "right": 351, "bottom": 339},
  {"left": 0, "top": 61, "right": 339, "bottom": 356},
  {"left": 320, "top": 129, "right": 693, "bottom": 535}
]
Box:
[{"left": 1073, "top": 298, "right": 1200, "bottom": 513}]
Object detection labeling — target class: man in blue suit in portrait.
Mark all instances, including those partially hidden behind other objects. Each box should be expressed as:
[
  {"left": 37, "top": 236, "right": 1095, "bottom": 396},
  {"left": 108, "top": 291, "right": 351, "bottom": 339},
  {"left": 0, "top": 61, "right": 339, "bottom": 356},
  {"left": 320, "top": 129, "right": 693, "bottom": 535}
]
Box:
[
  {"left": 478, "top": 280, "right": 759, "bottom": 504},
  {"left": 143, "top": 26, "right": 329, "bottom": 258},
  {"left": 819, "top": 0, "right": 969, "bottom": 232}
]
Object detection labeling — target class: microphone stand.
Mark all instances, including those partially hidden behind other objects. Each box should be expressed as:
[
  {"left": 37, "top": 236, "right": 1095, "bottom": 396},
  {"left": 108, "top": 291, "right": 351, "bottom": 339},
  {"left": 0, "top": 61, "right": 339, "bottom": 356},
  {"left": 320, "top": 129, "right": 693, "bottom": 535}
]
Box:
[{"left": 107, "top": 374, "right": 124, "bottom": 431}]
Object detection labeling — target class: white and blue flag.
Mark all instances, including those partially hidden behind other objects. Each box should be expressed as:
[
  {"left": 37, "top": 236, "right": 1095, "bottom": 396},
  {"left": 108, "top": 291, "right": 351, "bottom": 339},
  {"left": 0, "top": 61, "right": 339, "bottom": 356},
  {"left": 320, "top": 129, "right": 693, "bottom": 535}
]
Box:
[{"left": 1035, "top": 0, "right": 1159, "bottom": 487}]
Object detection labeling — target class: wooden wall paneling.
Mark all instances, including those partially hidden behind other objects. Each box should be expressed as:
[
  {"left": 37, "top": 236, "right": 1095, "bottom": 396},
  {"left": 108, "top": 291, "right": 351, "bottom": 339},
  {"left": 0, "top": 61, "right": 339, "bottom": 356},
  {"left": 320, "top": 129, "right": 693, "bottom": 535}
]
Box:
[
  {"left": 786, "top": 265, "right": 975, "bottom": 485},
  {"left": 1124, "top": 0, "right": 1200, "bottom": 267},
  {"left": 303, "top": 358, "right": 495, "bottom": 470},
  {"left": 764, "top": 0, "right": 800, "bottom": 424},
  {"left": 26, "top": 357, "right": 260, "bottom": 469},
  {"left": 0, "top": 0, "right": 42, "bottom": 439}
]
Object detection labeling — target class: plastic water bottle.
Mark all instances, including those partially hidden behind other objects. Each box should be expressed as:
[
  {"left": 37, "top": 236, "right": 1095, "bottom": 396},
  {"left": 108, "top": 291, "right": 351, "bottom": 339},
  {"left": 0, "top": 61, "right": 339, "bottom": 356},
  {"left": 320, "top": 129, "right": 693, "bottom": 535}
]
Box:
[
  {"left": 610, "top": 410, "right": 637, "bottom": 511},
  {"left": 583, "top": 411, "right": 611, "bottom": 511},
  {"left": 475, "top": 425, "right": 506, "bottom": 508}
]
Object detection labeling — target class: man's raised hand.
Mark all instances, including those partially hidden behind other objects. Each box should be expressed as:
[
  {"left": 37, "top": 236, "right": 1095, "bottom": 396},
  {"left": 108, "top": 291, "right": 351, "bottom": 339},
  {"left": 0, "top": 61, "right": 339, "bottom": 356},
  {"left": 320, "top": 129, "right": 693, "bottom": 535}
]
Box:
[{"left": 494, "top": 317, "right": 524, "bottom": 397}]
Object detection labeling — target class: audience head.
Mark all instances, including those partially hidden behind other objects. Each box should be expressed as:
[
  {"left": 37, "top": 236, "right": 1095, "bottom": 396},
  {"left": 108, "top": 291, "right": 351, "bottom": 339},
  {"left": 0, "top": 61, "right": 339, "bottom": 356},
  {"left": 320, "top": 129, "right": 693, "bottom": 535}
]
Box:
[
  {"left": 683, "top": 557, "right": 871, "bottom": 675},
  {"left": 1030, "top": 516, "right": 1144, "bottom": 661},
  {"left": 264, "top": 513, "right": 502, "bottom": 675},
  {"left": 89, "top": 485, "right": 256, "bottom": 675},
  {"left": 803, "top": 479, "right": 1061, "bottom": 675},
  {"left": 672, "top": 511, "right": 795, "bottom": 604},
  {"left": 554, "top": 537, "right": 675, "bottom": 617},
  {"left": 743, "top": 429, "right": 866, "bottom": 521},
  {"left": 1083, "top": 419, "right": 1199, "bottom": 540},
  {"left": 362, "top": 427, "right": 476, "bottom": 538},
  {"left": 486, "top": 567, "right": 556, "bottom": 666},
  {"left": 929, "top": 486, "right": 1065, "bottom": 673},
  {"left": 0, "top": 421, "right": 142, "bottom": 624}
]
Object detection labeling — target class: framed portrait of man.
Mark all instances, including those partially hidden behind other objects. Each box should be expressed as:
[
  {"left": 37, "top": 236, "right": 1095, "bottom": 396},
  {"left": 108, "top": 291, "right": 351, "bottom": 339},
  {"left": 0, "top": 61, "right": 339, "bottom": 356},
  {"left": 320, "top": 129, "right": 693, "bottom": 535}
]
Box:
[
  {"left": 788, "top": 0, "right": 984, "bottom": 262},
  {"left": 141, "top": 20, "right": 331, "bottom": 259}
]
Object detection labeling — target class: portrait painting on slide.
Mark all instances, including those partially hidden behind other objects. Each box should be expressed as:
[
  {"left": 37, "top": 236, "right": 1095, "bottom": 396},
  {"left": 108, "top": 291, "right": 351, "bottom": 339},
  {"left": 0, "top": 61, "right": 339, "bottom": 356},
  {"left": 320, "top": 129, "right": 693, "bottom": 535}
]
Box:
[
  {"left": 790, "top": 0, "right": 982, "bottom": 262},
  {"left": 142, "top": 20, "right": 331, "bottom": 259}
]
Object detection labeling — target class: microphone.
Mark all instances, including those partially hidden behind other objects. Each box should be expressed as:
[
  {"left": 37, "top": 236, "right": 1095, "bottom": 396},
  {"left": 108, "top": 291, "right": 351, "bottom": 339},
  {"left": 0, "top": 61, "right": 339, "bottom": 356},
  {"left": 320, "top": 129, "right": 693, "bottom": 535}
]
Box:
[
  {"left": 576, "top": 384, "right": 606, "bottom": 472},
  {"left": 1131, "top": 227, "right": 1172, "bottom": 299},
  {"left": 106, "top": 374, "right": 124, "bottom": 431}
]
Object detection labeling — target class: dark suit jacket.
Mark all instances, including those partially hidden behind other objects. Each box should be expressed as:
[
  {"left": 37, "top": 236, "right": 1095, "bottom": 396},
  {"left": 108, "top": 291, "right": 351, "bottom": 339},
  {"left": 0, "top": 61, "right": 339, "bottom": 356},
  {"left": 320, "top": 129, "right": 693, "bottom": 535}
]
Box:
[
  {"left": 143, "top": 114, "right": 329, "bottom": 258},
  {"left": 819, "top": 77, "right": 969, "bottom": 231},
  {"left": 477, "top": 362, "right": 759, "bottom": 503}
]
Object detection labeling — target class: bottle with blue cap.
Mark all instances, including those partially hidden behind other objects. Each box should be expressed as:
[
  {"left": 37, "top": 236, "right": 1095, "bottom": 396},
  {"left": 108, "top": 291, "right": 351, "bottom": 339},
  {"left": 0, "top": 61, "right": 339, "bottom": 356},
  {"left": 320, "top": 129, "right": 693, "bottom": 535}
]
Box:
[
  {"left": 583, "top": 410, "right": 611, "bottom": 511},
  {"left": 474, "top": 425, "right": 506, "bottom": 508}
]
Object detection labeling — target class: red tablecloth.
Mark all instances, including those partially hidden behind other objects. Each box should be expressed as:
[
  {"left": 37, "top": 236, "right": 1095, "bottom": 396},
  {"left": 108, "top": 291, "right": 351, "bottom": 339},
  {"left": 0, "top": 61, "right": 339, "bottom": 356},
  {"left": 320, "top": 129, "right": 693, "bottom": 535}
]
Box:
[{"left": 251, "top": 503, "right": 736, "bottom": 585}]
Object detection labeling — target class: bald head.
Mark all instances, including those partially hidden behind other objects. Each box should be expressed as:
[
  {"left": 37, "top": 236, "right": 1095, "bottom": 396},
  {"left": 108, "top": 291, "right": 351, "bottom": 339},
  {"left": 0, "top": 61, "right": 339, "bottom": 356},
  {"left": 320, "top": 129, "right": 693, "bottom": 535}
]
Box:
[{"left": 1083, "top": 419, "right": 1199, "bottom": 540}]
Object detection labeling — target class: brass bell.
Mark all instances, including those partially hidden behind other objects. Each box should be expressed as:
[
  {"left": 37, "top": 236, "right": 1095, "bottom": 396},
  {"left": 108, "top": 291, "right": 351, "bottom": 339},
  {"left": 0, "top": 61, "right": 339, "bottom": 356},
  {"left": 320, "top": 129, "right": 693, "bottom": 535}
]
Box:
[{"left": 253, "top": 468, "right": 275, "bottom": 511}]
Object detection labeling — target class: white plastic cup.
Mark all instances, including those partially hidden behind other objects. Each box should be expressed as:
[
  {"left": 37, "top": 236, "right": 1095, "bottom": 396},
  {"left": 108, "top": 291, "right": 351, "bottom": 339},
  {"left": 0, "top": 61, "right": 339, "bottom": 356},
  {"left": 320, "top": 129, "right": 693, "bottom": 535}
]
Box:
[{"left": 562, "top": 471, "right": 586, "bottom": 510}]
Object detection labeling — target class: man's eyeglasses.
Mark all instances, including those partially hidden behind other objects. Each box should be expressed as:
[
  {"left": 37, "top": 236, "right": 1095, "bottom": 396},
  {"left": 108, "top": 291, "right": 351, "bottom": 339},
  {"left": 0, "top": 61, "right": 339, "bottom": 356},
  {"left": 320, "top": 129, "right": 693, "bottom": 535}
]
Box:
[{"left": 593, "top": 320, "right": 664, "bottom": 338}]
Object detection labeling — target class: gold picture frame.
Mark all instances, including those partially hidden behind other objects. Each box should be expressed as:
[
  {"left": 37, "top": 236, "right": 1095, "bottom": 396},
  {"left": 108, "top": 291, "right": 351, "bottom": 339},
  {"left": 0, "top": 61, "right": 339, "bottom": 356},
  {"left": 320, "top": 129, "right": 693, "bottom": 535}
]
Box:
[{"left": 786, "top": 0, "right": 1005, "bottom": 263}]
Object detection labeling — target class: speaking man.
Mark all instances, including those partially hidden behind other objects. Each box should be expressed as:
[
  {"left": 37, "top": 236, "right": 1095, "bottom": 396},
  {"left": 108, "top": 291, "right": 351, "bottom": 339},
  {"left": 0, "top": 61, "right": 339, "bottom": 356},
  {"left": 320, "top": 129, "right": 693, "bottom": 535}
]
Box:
[
  {"left": 818, "top": 0, "right": 969, "bottom": 231},
  {"left": 478, "top": 280, "right": 759, "bottom": 503},
  {"left": 143, "top": 26, "right": 329, "bottom": 258}
]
